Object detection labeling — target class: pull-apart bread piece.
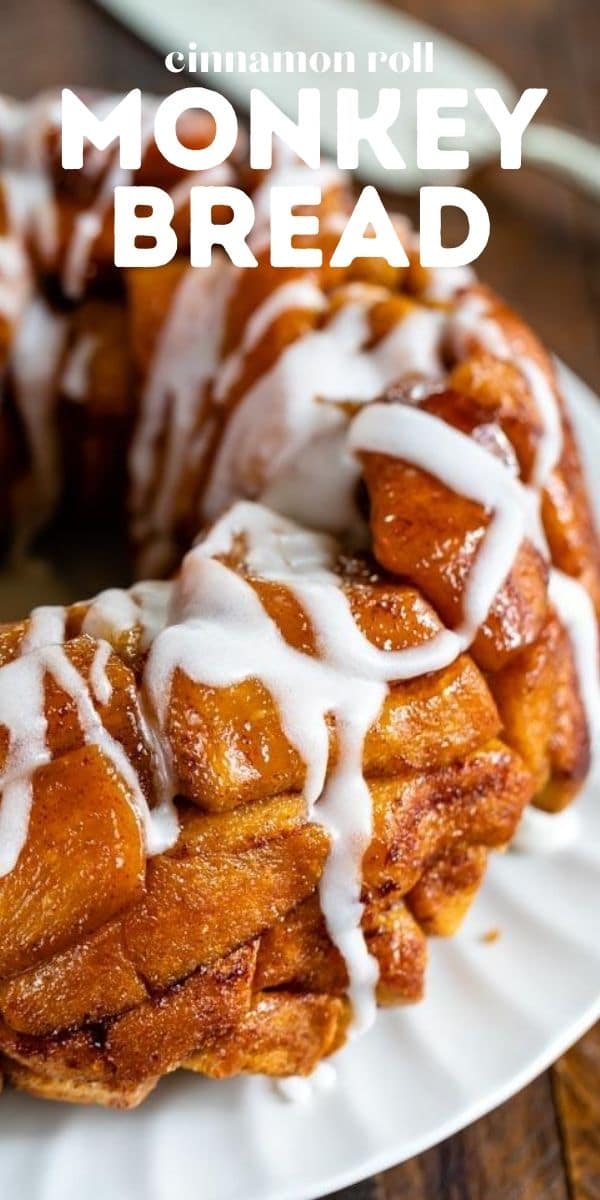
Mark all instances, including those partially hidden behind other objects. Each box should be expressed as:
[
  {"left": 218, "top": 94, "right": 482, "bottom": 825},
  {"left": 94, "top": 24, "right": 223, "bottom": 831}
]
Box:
[
  {"left": 0, "top": 93, "right": 350, "bottom": 547},
  {"left": 0, "top": 90, "right": 257, "bottom": 297},
  {"left": 0, "top": 91, "right": 598, "bottom": 1108},
  {"left": 0, "top": 91, "right": 255, "bottom": 542},
  {"left": 0, "top": 503, "right": 537, "bottom": 1106}
]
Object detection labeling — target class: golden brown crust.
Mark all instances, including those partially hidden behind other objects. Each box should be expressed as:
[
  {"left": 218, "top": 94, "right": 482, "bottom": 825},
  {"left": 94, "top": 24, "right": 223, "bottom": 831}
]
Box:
[
  {"left": 0, "top": 552, "right": 534, "bottom": 1104},
  {"left": 0, "top": 95, "right": 598, "bottom": 1108}
]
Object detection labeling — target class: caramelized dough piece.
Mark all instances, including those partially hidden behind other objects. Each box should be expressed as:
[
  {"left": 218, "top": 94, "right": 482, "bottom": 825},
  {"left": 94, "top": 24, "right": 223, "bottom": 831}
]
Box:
[
  {"left": 365, "top": 896, "right": 428, "bottom": 1004},
  {"left": 166, "top": 659, "right": 499, "bottom": 812},
  {"left": 0, "top": 1021, "right": 112, "bottom": 1087},
  {"left": 447, "top": 357, "right": 544, "bottom": 482},
  {"left": 0, "top": 741, "right": 531, "bottom": 1038},
  {"left": 166, "top": 575, "right": 501, "bottom": 811},
  {"left": 255, "top": 851, "right": 486, "bottom": 1003},
  {"left": 406, "top": 844, "right": 488, "bottom": 935},
  {"left": 169, "top": 743, "right": 528, "bottom": 914},
  {"left": 0, "top": 943, "right": 255, "bottom": 1096},
  {"left": 0, "top": 636, "right": 164, "bottom": 979},
  {"left": 361, "top": 445, "right": 549, "bottom": 673},
  {"left": 542, "top": 418, "right": 600, "bottom": 615},
  {"left": 122, "top": 797, "right": 329, "bottom": 989},
  {"left": 255, "top": 894, "right": 348, "bottom": 997},
  {"left": 126, "top": 260, "right": 190, "bottom": 382},
  {"left": 186, "top": 991, "right": 349, "bottom": 1080},
  {"left": 59, "top": 298, "right": 134, "bottom": 512},
  {"left": 365, "top": 741, "right": 531, "bottom": 895},
  {"left": 1, "top": 1060, "right": 156, "bottom": 1109},
  {"left": 448, "top": 354, "right": 600, "bottom": 614},
  {"left": 453, "top": 286, "right": 555, "bottom": 400},
  {"left": 366, "top": 656, "right": 499, "bottom": 774},
  {"left": 36, "top": 107, "right": 248, "bottom": 286},
  {"left": 103, "top": 943, "right": 256, "bottom": 1086},
  {"left": 0, "top": 621, "right": 25, "bottom": 667},
  {"left": 1, "top": 988, "right": 346, "bottom": 1103},
  {"left": 256, "top": 892, "right": 428, "bottom": 1005},
  {"left": 0, "top": 794, "right": 323, "bottom": 1031},
  {"left": 0, "top": 922, "right": 146, "bottom": 1037},
  {"left": 0, "top": 746, "right": 145, "bottom": 979},
  {"left": 490, "top": 612, "right": 590, "bottom": 812},
  {"left": 0, "top": 634, "right": 157, "bottom": 793}
]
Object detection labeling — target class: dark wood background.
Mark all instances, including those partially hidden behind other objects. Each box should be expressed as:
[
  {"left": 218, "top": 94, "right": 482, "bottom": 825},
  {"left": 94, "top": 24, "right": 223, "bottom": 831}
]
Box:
[{"left": 1, "top": 0, "right": 599, "bottom": 1196}]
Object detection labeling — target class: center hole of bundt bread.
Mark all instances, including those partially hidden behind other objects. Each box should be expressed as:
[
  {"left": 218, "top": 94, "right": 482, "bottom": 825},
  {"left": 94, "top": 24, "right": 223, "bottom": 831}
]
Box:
[{"left": 0, "top": 519, "right": 132, "bottom": 624}]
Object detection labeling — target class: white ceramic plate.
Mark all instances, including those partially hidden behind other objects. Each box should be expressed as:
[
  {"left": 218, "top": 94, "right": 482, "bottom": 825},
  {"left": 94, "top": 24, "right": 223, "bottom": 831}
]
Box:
[{"left": 1, "top": 364, "right": 599, "bottom": 1200}]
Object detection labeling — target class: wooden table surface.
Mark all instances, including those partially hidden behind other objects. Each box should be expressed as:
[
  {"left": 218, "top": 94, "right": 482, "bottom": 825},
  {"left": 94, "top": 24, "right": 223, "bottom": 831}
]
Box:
[{"left": 2, "top": 0, "right": 599, "bottom": 1196}]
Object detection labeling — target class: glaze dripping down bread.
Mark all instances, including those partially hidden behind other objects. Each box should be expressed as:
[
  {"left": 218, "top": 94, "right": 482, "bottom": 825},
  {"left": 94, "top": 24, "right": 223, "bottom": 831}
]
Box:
[{"left": 0, "top": 91, "right": 598, "bottom": 1107}]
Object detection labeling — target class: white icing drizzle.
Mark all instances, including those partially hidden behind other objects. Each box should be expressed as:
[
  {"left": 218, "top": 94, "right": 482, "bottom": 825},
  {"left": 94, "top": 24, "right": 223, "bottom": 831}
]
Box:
[
  {"left": 0, "top": 651, "right": 51, "bottom": 876},
  {"left": 129, "top": 258, "right": 235, "bottom": 555},
  {"left": 274, "top": 1060, "right": 337, "bottom": 1103},
  {"left": 0, "top": 641, "right": 177, "bottom": 877},
  {"left": 0, "top": 95, "right": 61, "bottom": 268},
  {"left": 0, "top": 229, "right": 32, "bottom": 325},
  {"left": 349, "top": 403, "right": 545, "bottom": 644},
  {"left": 214, "top": 279, "right": 327, "bottom": 403},
  {"left": 61, "top": 333, "right": 98, "bottom": 402},
  {"left": 197, "top": 499, "right": 339, "bottom": 579},
  {"left": 249, "top": 160, "right": 345, "bottom": 253},
  {"left": 201, "top": 262, "right": 598, "bottom": 741},
  {"left": 202, "top": 277, "right": 568, "bottom": 550},
  {"left": 82, "top": 587, "right": 138, "bottom": 641},
  {"left": 548, "top": 569, "right": 600, "bottom": 740},
  {"left": 0, "top": 92, "right": 61, "bottom": 169},
  {"left": 20, "top": 604, "right": 66, "bottom": 654},
  {"left": 9, "top": 297, "right": 68, "bottom": 540},
  {"left": 46, "top": 644, "right": 177, "bottom": 855},
  {"left": 450, "top": 292, "right": 563, "bottom": 487},
  {"left": 0, "top": 108, "right": 595, "bottom": 1052},
  {"left": 89, "top": 640, "right": 113, "bottom": 707},
  {"left": 145, "top": 501, "right": 464, "bottom": 1035},
  {"left": 61, "top": 183, "right": 113, "bottom": 301},
  {"left": 203, "top": 298, "right": 446, "bottom": 530},
  {"left": 0, "top": 573, "right": 179, "bottom": 876},
  {"left": 81, "top": 580, "right": 178, "bottom": 822},
  {"left": 349, "top": 402, "right": 600, "bottom": 752},
  {"left": 82, "top": 581, "right": 172, "bottom": 652},
  {"left": 61, "top": 99, "right": 156, "bottom": 301},
  {"left": 422, "top": 264, "right": 475, "bottom": 303},
  {"left": 2, "top": 166, "right": 58, "bottom": 268}
]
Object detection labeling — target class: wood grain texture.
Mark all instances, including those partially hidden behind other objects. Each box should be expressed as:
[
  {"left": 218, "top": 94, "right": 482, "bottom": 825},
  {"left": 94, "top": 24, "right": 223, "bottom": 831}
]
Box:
[
  {"left": 553, "top": 1025, "right": 600, "bottom": 1200},
  {"left": 0, "top": 0, "right": 598, "bottom": 1197}
]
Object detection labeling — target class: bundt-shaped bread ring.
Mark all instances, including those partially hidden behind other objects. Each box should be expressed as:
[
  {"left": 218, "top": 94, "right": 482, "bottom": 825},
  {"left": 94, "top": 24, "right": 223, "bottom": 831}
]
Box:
[{"left": 0, "top": 92, "right": 598, "bottom": 1107}]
